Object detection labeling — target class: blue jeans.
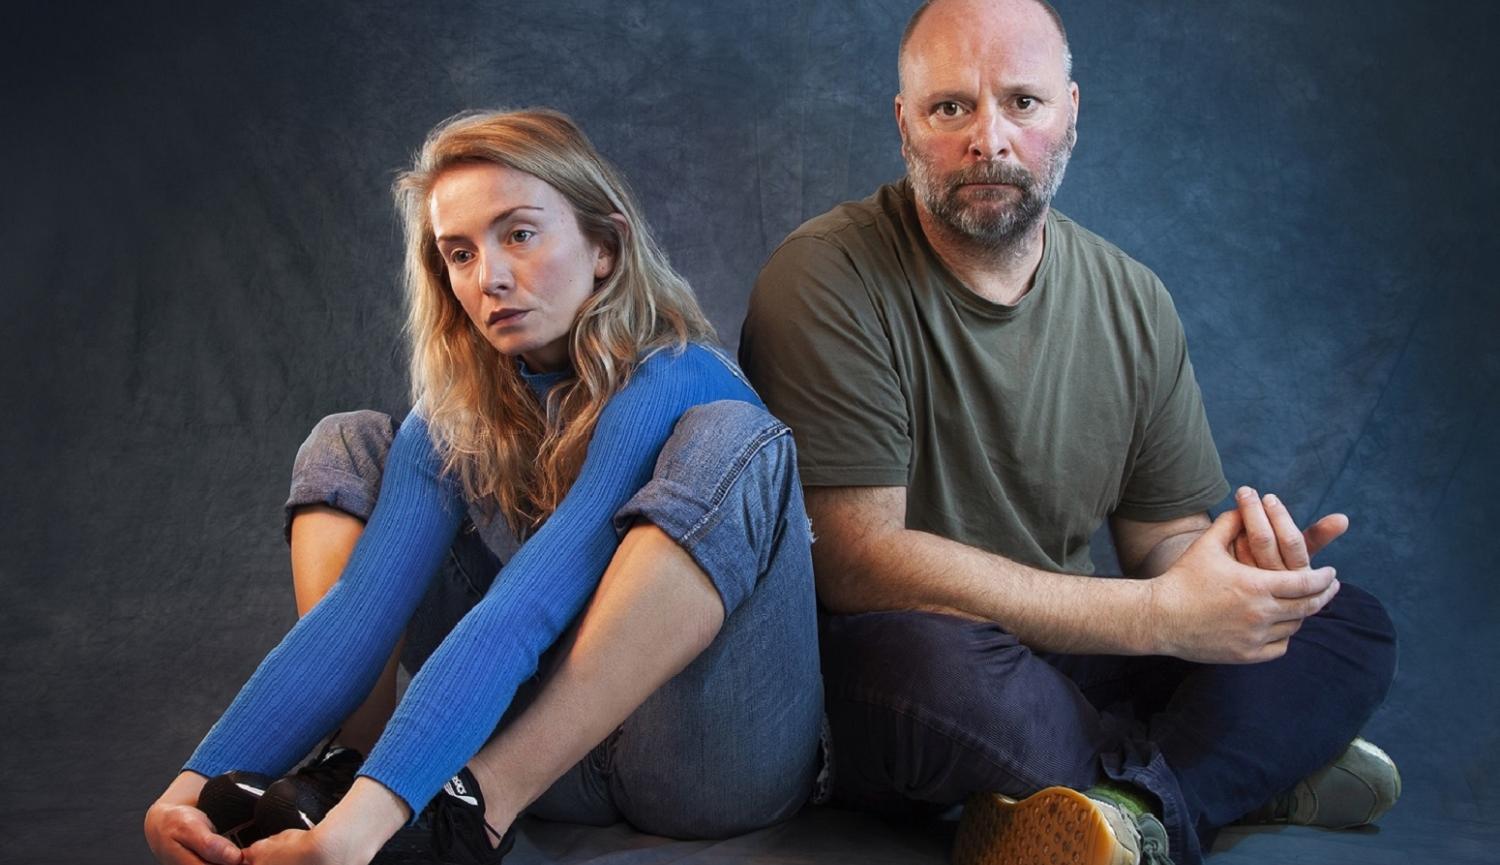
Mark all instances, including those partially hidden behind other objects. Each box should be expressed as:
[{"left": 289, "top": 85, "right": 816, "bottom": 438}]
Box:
[
  {"left": 286, "top": 401, "right": 824, "bottom": 838},
  {"left": 820, "top": 585, "right": 1397, "bottom": 865}
]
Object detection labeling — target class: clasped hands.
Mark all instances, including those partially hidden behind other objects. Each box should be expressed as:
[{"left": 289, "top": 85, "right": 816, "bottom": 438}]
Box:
[{"left": 1150, "top": 486, "right": 1349, "bottom": 664}]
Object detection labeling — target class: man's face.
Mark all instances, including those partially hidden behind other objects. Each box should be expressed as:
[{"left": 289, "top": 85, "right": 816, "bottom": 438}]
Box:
[{"left": 897, "top": 0, "right": 1079, "bottom": 249}]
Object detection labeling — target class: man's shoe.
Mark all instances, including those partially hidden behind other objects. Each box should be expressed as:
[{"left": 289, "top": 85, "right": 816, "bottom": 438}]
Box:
[
  {"left": 371, "top": 767, "right": 514, "bottom": 864},
  {"left": 1241, "top": 737, "right": 1401, "bottom": 829},
  {"left": 197, "top": 770, "right": 277, "bottom": 847},
  {"left": 254, "top": 745, "right": 365, "bottom": 834},
  {"left": 952, "top": 786, "right": 1170, "bottom": 865}
]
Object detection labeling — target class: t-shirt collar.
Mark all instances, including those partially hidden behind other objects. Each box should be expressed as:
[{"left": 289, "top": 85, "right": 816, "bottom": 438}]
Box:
[{"left": 896, "top": 178, "right": 1058, "bottom": 322}]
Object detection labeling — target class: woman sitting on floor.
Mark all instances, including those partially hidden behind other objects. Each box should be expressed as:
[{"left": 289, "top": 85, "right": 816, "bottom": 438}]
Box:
[{"left": 144, "top": 108, "right": 823, "bottom": 865}]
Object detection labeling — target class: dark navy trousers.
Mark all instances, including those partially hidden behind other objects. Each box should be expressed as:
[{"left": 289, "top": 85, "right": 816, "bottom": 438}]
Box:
[{"left": 819, "top": 583, "right": 1396, "bottom": 864}]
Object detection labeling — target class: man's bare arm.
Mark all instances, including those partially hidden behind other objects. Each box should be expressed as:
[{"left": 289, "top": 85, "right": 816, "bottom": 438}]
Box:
[
  {"left": 1111, "top": 511, "right": 1211, "bottom": 579},
  {"left": 807, "top": 485, "right": 1341, "bottom": 663}
]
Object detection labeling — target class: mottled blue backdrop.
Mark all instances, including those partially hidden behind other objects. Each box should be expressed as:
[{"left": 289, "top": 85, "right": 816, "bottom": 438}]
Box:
[{"left": 1, "top": 2, "right": 1495, "bottom": 863}]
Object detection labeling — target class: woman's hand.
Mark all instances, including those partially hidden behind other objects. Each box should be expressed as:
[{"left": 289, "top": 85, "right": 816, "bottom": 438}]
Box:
[
  {"left": 144, "top": 773, "right": 242, "bottom": 865},
  {"left": 242, "top": 828, "right": 354, "bottom": 865},
  {"left": 241, "top": 778, "right": 410, "bottom": 865}
]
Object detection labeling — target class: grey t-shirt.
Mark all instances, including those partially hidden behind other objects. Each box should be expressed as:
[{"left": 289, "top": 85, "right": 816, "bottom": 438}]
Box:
[{"left": 740, "top": 181, "right": 1228, "bottom": 574}]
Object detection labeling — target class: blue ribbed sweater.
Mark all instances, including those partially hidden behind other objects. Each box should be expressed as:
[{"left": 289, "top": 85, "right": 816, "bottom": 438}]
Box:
[{"left": 185, "top": 344, "right": 758, "bottom": 813}]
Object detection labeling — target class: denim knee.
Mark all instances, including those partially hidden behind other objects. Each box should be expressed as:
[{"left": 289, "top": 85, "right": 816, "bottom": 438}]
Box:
[
  {"left": 612, "top": 399, "right": 803, "bottom": 617},
  {"left": 284, "top": 410, "right": 396, "bottom": 539},
  {"left": 602, "top": 400, "right": 821, "bottom": 837},
  {"left": 1306, "top": 581, "right": 1398, "bottom": 710},
  {"left": 822, "top": 611, "right": 1101, "bottom": 804}
]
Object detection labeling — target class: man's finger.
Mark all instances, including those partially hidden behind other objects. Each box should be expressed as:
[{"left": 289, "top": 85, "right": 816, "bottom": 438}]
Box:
[
  {"left": 1273, "top": 577, "right": 1341, "bottom": 625},
  {"left": 1262, "top": 493, "right": 1309, "bottom": 569},
  {"left": 1234, "top": 533, "right": 1254, "bottom": 566},
  {"left": 1311, "top": 575, "right": 1341, "bottom": 615},
  {"left": 1257, "top": 637, "right": 1292, "bottom": 662},
  {"left": 1203, "top": 506, "right": 1243, "bottom": 548},
  {"left": 1267, "top": 566, "right": 1337, "bottom": 600},
  {"left": 1265, "top": 616, "right": 1305, "bottom": 644},
  {"left": 1236, "top": 487, "right": 1284, "bottom": 570},
  {"left": 1304, "top": 513, "right": 1350, "bottom": 559}
]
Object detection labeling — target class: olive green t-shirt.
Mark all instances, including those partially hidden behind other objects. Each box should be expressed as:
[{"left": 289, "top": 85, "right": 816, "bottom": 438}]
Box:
[{"left": 740, "top": 181, "right": 1228, "bottom": 574}]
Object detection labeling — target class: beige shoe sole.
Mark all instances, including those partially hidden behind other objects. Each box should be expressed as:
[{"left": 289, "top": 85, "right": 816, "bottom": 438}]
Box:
[{"left": 952, "top": 787, "right": 1136, "bottom": 865}]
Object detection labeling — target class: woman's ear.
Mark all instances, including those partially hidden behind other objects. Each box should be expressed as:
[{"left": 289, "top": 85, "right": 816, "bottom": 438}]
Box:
[{"left": 594, "top": 213, "right": 629, "bottom": 280}]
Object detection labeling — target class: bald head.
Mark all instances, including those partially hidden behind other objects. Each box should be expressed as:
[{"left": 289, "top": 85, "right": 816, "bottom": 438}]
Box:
[
  {"left": 892, "top": 0, "right": 1080, "bottom": 256},
  {"left": 898, "top": 0, "right": 1073, "bottom": 93}
]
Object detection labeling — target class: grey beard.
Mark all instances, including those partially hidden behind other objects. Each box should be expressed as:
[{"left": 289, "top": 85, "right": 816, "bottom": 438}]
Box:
[{"left": 907, "top": 131, "right": 1074, "bottom": 252}]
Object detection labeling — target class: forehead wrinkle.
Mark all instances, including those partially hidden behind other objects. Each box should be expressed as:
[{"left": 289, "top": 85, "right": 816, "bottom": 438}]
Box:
[{"left": 905, "top": 47, "right": 1064, "bottom": 107}]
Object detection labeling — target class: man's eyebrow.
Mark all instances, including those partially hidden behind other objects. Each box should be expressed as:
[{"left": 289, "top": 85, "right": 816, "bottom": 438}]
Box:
[
  {"left": 919, "top": 78, "right": 1059, "bottom": 105},
  {"left": 920, "top": 88, "right": 974, "bottom": 105},
  {"left": 436, "top": 205, "right": 546, "bottom": 243}
]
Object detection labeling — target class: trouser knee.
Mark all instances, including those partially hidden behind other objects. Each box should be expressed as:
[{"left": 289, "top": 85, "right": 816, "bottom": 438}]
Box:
[
  {"left": 1303, "top": 581, "right": 1398, "bottom": 708},
  {"left": 822, "top": 611, "right": 1100, "bottom": 807},
  {"left": 284, "top": 410, "right": 396, "bottom": 535},
  {"left": 650, "top": 400, "right": 798, "bottom": 508},
  {"left": 613, "top": 400, "right": 805, "bottom": 616},
  {"left": 537, "top": 402, "right": 820, "bottom": 838}
]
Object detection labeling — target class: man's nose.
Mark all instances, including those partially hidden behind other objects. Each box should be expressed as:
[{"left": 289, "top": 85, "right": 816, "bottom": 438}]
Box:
[{"left": 969, "top": 104, "right": 1014, "bottom": 160}]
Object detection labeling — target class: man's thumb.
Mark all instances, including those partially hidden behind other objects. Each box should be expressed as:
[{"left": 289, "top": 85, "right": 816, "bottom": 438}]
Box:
[{"left": 1203, "top": 507, "right": 1243, "bottom": 548}]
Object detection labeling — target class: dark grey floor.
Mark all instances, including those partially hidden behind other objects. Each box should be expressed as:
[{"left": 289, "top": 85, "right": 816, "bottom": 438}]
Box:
[{"left": 500, "top": 799, "right": 1500, "bottom": 865}]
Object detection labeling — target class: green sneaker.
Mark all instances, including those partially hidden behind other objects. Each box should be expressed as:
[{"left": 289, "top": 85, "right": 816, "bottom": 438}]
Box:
[
  {"left": 1241, "top": 737, "right": 1401, "bottom": 829},
  {"left": 952, "top": 786, "right": 1170, "bottom": 865}
]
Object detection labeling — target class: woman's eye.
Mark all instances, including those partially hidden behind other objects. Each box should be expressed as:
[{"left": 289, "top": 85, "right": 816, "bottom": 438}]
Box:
[
  {"left": 510, "top": 229, "right": 535, "bottom": 243},
  {"left": 449, "top": 249, "right": 473, "bottom": 265}
]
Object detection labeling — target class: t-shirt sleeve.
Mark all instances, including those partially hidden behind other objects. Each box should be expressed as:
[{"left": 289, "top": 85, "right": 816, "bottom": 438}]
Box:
[
  {"left": 1113, "top": 284, "right": 1230, "bottom": 521},
  {"left": 740, "top": 235, "right": 910, "bottom": 487}
]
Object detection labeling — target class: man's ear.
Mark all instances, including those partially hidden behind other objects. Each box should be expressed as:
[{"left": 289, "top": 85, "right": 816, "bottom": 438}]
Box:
[
  {"left": 894, "top": 94, "right": 909, "bottom": 158},
  {"left": 595, "top": 213, "right": 628, "bottom": 280}
]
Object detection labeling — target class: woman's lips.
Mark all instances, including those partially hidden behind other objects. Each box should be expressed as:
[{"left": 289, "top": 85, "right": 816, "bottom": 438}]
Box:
[{"left": 487, "top": 309, "right": 528, "bottom": 326}]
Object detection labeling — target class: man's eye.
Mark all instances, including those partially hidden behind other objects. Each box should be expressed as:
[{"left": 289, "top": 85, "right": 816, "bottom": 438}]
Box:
[
  {"left": 510, "top": 229, "right": 535, "bottom": 243},
  {"left": 1016, "top": 96, "right": 1037, "bottom": 110},
  {"left": 935, "top": 101, "right": 964, "bottom": 117}
]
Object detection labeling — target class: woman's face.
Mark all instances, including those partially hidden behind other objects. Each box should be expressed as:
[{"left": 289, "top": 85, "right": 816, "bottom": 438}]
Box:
[{"left": 430, "top": 162, "right": 615, "bottom": 372}]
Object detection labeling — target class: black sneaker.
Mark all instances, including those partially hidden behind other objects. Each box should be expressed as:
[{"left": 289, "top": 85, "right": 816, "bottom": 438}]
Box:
[
  {"left": 255, "top": 745, "right": 365, "bottom": 834},
  {"left": 197, "top": 770, "right": 277, "bottom": 847},
  {"left": 371, "top": 768, "right": 513, "bottom": 864}
]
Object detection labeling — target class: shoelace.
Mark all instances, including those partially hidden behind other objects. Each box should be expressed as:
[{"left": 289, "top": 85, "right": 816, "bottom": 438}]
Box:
[{"left": 1135, "top": 813, "right": 1172, "bottom": 865}]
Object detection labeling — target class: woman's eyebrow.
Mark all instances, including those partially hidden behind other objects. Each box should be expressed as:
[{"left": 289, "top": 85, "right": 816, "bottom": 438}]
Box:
[{"left": 436, "top": 205, "right": 546, "bottom": 243}]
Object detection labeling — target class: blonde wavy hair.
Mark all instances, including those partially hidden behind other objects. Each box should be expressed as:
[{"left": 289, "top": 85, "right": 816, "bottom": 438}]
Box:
[{"left": 395, "top": 109, "right": 716, "bottom": 533}]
